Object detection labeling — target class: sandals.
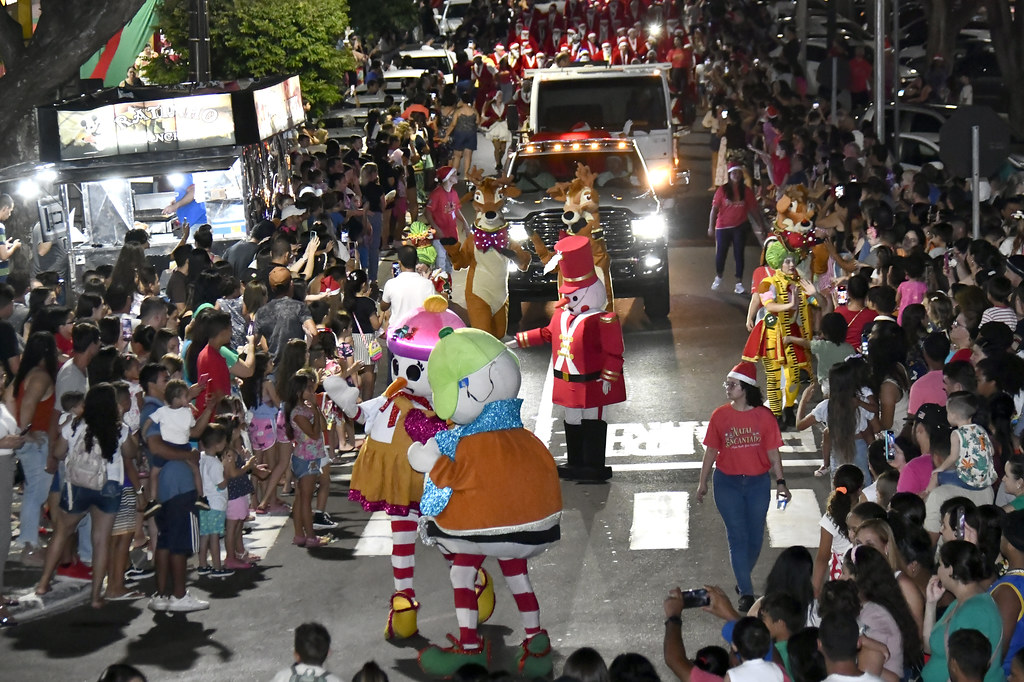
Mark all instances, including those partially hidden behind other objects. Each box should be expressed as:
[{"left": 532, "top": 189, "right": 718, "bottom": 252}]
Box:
[{"left": 814, "top": 465, "right": 829, "bottom": 477}]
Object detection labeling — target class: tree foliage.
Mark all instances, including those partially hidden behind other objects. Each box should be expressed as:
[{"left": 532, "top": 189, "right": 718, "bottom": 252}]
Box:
[
  {"left": 347, "top": 0, "right": 417, "bottom": 45},
  {"left": 146, "top": 0, "right": 355, "bottom": 115}
]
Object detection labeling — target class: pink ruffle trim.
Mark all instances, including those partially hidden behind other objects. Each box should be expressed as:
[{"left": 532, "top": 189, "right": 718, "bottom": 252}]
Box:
[{"left": 348, "top": 489, "right": 420, "bottom": 517}]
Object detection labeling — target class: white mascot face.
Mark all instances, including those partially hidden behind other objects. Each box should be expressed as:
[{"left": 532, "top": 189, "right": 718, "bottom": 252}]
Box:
[
  {"left": 391, "top": 355, "right": 431, "bottom": 397},
  {"left": 450, "top": 351, "right": 522, "bottom": 424},
  {"left": 563, "top": 280, "right": 607, "bottom": 315}
]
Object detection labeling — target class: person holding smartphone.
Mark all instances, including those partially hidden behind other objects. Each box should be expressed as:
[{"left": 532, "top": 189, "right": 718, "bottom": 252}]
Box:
[{"left": 697, "top": 361, "right": 790, "bottom": 613}]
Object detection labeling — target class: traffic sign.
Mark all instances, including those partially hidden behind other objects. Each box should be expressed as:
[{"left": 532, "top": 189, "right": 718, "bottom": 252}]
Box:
[{"left": 939, "top": 105, "right": 1011, "bottom": 177}]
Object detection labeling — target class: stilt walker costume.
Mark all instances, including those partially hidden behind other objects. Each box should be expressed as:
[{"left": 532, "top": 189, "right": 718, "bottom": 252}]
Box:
[
  {"left": 324, "top": 296, "right": 468, "bottom": 640},
  {"left": 408, "top": 327, "right": 562, "bottom": 678},
  {"left": 509, "top": 235, "right": 626, "bottom": 481},
  {"left": 741, "top": 241, "right": 819, "bottom": 426}
]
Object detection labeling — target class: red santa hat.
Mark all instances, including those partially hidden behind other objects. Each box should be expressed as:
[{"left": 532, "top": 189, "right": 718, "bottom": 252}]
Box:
[
  {"left": 588, "top": 31, "right": 597, "bottom": 39},
  {"left": 567, "top": 27, "right": 578, "bottom": 34},
  {"left": 602, "top": 41, "right": 612, "bottom": 48},
  {"left": 727, "top": 362, "right": 758, "bottom": 386},
  {"left": 510, "top": 42, "right": 521, "bottom": 51},
  {"left": 494, "top": 43, "right": 505, "bottom": 51},
  {"left": 523, "top": 44, "right": 533, "bottom": 53},
  {"left": 617, "top": 37, "right": 628, "bottom": 45},
  {"left": 521, "top": 28, "right": 531, "bottom": 36},
  {"left": 436, "top": 166, "right": 457, "bottom": 183}
]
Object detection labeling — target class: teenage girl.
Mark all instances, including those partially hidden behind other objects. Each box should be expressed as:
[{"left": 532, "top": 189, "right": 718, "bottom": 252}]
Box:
[
  {"left": 283, "top": 369, "right": 327, "bottom": 548},
  {"left": 812, "top": 464, "right": 865, "bottom": 597}
]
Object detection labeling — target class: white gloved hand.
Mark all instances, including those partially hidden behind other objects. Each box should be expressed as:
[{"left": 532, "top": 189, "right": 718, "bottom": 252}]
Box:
[
  {"left": 408, "top": 437, "right": 442, "bottom": 473},
  {"left": 323, "top": 375, "right": 360, "bottom": 418},
  {"left": 504, "top": 338, "right": 518, "bottom": 349},
  {"left": 601, "top": 379, "right": 612, "bottom": 395}
]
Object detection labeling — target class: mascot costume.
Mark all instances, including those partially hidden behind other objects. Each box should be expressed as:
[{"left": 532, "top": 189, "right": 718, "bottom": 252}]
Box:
[
  {"left": 324, "top": 296, "right": 484, "bottom": 640},
  {"left": 509, "top": 235, "right": 626, "bottom": 481},
  {"left": 741, "top": 239, "right": 819, "bottom": 429},
  {"left": 446, "top": 167, "right": 532, "bottom": 338},
  {"left": 529, "top": 164, "right": 614, "bottom": 309},
  {"left": 407, "top": 327, "right": 562, "bottom": 677}
]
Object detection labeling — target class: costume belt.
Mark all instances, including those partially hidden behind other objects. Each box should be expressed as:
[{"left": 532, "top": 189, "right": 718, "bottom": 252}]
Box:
[{"left": 553, "top": 369, "right": 601, "bottom": 383}]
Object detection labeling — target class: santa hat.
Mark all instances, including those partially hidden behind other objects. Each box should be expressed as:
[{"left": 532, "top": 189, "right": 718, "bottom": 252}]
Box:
[
  {"left": 602, "top": 41, "right": 612, "bottom": 48},
  {"left": 567, "top": 27, "right": 578, "bottom": 34},
  {"left": 588, "top": 32, "right": 597, "bottom": 39},
  {"left": 494, "top": 43, "right": 505, "bottom": 51},
  {"left": 436, "top": 166, "right": 457, "bottom": 183},
  {"left": 523, "top": 44, "right": 533, "bottom": 53},
  {"left": 510, "top": 42, "right": 521, "bottom": 51},
  {"left": 728, "top": 362, "right": 758, "bottom": 386},
  {"left": 617, "top": 37, "right": 629, "bottom": 45}
]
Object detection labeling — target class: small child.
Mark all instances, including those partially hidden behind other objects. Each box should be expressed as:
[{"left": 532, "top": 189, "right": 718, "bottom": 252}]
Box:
[
  {"left": 895, "top": 255, "right": 928, "bottom": 325},
  {"left": 58, "top": 391, "right": 85, "bottom": 432},
  {"left": 122, "top": 354, "right": 144, "bottom": 433},
  {"left": 284, "top": 369, "right": 327, "bottom": 548},
  {"left": 759, "top": 592, "right": 804, "bottom": 679},
  {"left": 220, "top": 414, "right": 267, "bottom": 569},
  {"left": 197, "top": 424, "right": 233, "bottom": 578},
  {"left": 143, "top": 379, "right": 209, "bottom": 517},
  {"left": 160, "top": 353, "right": 184, "bottom": 381},
  {"left": 928, "top": 391, "right": 997, "bottom": 494},
  {"left": 269, "top": 622, "right": 342, "bottom": 682},
  {"left": 980, "top": 275, "right": 1017, "bottom": 329},
  {"left": 947, "top": 628, "right": 992, "bottom": 682}
]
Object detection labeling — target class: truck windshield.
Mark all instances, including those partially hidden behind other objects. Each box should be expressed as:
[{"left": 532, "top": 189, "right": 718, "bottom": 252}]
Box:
[
  {"left": 511, "top": 150, "right": 647, "bottom": 194},
  {"left": 535, "top": 76, "right": 667, "bottom": 133}
]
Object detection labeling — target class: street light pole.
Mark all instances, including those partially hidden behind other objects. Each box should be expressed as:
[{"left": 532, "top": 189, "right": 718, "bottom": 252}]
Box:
[
  {"left": 874, "top": 0, "right": 885, "bottom": 144},
  {"left": 188, "top": 0, "right": 211, "bottom": 83}
]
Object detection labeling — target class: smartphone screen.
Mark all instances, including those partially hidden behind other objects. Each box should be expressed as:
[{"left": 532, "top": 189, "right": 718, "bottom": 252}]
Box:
[
  {"left": 884, "top": 430, "right": 896, "bottom": 460},
  {"left": 836, "top": 285, "right": 849, "bottom": 305},
  {"left": 681, "top": 588, "right": 711, "bottom": 609}
]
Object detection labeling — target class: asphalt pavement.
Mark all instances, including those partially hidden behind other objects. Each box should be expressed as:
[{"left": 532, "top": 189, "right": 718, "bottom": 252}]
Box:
[{"left": 0, "top": 131, "right": 835, "bottom": 681}]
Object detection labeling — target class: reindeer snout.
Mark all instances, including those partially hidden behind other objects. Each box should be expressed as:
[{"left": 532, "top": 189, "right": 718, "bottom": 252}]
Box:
[
  {"left": 562, "top": 211, "right": 576, "bottom": 223},
  {"left": 485, "top": 211, "right": 497, "bottom": 221}
]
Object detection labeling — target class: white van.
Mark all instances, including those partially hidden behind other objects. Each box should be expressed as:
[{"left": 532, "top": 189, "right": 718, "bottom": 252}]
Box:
[{"left": 527, "top": 64, "right": 684, "bottom": 194}]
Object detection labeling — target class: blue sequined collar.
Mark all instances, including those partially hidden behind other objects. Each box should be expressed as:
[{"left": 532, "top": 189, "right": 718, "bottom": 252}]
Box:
[{"left": 435, "top": 398, "right": 523, "bottom": 456}]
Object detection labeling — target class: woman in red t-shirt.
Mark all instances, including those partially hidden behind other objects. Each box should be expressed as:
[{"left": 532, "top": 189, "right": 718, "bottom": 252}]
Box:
[{"left": 697, "top": 361, "right": 791, "bottom": 610}]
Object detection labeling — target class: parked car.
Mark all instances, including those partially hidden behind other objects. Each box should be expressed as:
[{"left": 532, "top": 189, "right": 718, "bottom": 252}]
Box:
[
  {"left": 435, "top": 0, "right": 472, "bottom": 36},
  {"left": 859, "top": 102, "right": 956, "bottom": 144},
  {"left": 398, "top": 47, "right": 456, "bottom": 85},
  {"left": 502, "top": 132, "right": 672, "bottom": 318},
  {"left": 894, "top": 131, "right": 943, "bottom": 172}
]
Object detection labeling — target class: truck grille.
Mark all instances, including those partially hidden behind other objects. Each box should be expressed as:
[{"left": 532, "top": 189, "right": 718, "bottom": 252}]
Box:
[{"left": 524, "top": 209, "right": 635, "bottom": 257}]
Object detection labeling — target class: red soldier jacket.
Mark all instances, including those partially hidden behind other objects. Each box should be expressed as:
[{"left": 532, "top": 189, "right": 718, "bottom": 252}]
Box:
[{"left": 515, "top": 309, "right": 626, "bottom": 409}]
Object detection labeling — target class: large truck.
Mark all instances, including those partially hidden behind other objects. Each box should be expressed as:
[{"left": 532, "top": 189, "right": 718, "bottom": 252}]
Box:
[{"left": 526, "top": 64, "right": 687, "bottom": 200}]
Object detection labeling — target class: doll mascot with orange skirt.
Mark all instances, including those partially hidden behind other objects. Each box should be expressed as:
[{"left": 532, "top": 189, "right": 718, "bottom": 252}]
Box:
[{"left": 742, "top": 240, "right": 819, "bottom": 429}]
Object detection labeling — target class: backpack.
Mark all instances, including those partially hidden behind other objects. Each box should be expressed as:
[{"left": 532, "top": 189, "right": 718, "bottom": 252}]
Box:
[
  {"left": 65, "top": 428, "right": 107, "bottom": 491},
  {"left": 288, "top": 664, "right": 329, "bottom": 682}
]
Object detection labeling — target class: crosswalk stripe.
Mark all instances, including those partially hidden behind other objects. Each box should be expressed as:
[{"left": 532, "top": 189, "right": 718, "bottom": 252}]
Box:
[
  {"left": 766, "top": 488, "right": 823, "bottom": 548},
  {"left": 611, "top": 459, "right": 822, "bottom": 472},
  {"left": 353, "top": 511, "right": 394, "bottom": 556},
  {"left": 609, "top": 422, "right": 696, "bottom": 457},
  {"left": 242, "top": 514, "right": 290, "bottom": 560},
  {"left": 629, "top": 492, "right": 690, "bottom": 550}
]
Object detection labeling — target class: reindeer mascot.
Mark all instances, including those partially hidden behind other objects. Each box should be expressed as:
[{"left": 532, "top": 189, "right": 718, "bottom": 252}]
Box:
[
  {"left": 530, "top": 164, "right": 614, "bottom": 309},
  {"left": 509, "top": 235, "right": 626, "bottom": 481},
  {"left": 446, "top": 167, "right": 533, "bottom": 338}
]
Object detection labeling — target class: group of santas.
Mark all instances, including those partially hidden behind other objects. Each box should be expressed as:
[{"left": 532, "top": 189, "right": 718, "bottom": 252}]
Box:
[{"left": 469, "top": 0, "right": 694, "bottom": 122}]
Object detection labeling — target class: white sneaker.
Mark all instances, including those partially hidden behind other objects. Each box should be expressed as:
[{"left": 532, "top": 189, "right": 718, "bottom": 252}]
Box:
[
  {"left": 711, "top": 276, "right": 722, "bottom": 291},
  {"left": 165, "top": 590, "right": 209, "bottom": 613},
  {"left": 147, "top": 593, "right": 170, "bottom": 612},
  {"left": 734, "top": 283, "right": 745, "bottom": 295}
]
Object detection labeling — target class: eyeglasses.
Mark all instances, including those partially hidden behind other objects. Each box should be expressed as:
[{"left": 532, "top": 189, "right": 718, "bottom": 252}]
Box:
[{"left": 722, "top": 381, "right": 741, "bottom": 389}]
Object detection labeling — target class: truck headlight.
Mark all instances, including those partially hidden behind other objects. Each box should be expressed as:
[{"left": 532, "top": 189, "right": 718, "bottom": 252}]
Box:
[
  {"left": 508, "top": 221, "right": 528, "bottom": 242},
  {"left": 647, "top": 163, "right": 672, "bottom": 189},
  {"left": 632, "top": 214, "right": 667, "bottom": 240}
]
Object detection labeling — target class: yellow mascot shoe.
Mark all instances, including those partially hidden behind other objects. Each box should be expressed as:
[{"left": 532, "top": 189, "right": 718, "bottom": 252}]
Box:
[
  {"left": 475, "top": 567, "right": 495, "bottom": 624},
  {"left": 385, "top": 590, "right": 420, "bottom": 639}
]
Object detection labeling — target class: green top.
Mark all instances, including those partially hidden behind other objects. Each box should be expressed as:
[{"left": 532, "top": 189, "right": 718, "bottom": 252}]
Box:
[
  {"left": 922, "top": 592, "right": 1004, "bottom": 682},
  {"left": 1011, "top": 495, "right": 1024, "bottom": 511},
  {"left": 775, "top": 640, "right": 791, "bottom": 679},
  {"left": 810, "top": 339, "right": 856, "bottom": 385}
]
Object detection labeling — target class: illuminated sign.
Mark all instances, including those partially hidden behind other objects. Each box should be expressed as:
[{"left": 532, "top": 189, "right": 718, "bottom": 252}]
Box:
[
  {"left": 253, "top": 76, "right": 304, "bottom": 140},
  {"left": 57, "top": 93, "right": 236, "bottom": 160}
]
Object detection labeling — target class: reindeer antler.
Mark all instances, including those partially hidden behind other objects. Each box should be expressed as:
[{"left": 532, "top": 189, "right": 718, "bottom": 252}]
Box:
[
  {"left": 465, "top": 166, "right": 486, "bottom": 187},
  {"left": 576, "top": 163, "right": 597, "bottom": 188}
]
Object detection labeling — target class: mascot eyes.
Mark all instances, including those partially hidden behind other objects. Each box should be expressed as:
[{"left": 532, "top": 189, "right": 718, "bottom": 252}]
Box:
[
  {"left": 391, "top": 357, "right": 400, "bottom": 376},
  {"left": 580, "top": 190, "right": 593, "bottom": 203},
  {"left": 405, "top": 362, "right": 424, "bottom": 382},
  {"left": 474, "top": 191, "right": 484, "bottom": 203}
]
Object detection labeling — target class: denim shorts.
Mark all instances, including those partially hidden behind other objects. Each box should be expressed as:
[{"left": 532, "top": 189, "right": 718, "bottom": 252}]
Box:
[
  {"left": 61, "top": 482, "right": 120, "bottom": 515},
  {"left": 291, "top": 455, "right": 321, "bottom": 479},
  {"left": 155, "top": 491, "right": 198, "bottom": 556}
]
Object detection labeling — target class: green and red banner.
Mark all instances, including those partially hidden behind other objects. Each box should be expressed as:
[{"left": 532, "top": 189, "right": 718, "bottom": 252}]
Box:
[{"left": 80, "top": 0, "right": 158, "bottom": 86}]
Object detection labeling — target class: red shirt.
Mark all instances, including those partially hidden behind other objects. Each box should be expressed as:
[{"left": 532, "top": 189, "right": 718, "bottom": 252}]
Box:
[
  {"left": 848, "top": 57, "right": 872, "bottom": 93},
  {"left": 426, "top": 186, "right": 461, "bottom": 240},
  {"left": 835, "top": 305, "right": 877, "bottom": 347},
  {"left": 712, "top": 185, "right": 758, "bottom": 229},
  {"left": 703, "top": 404, "right": 782, "bottom": 476},
  {"left": 196, "top": 343, "right": 231, "bottom": 413}
]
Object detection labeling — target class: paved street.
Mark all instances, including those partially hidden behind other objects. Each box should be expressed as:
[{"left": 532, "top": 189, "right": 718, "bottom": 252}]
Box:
[{"left": 0, "top": 135, "right": 834, "bottom": 681}]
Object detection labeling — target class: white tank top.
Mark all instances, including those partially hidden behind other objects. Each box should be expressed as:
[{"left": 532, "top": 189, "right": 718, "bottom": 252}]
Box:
[{"left": 728, "top": 658, "right": 785, "bottom": 682}]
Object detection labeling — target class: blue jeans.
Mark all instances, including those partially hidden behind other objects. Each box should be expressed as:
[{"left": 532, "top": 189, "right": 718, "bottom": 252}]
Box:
[
  {"left": 432, "top": 238, "right": 451, "bottom": 274},
  {"left": 357, "top": 211, "right": 383, "bottom": 282},
  {"left": 16, "top": 434, "right": 51, "bottom": 548},
  {"left": 936, "top": 470, "right": 988, "bottom": 490},
  {"left": 714, "top": 223, "right": 748, "bottom": 279},
  {"left": 713, "top": 469, "right": 770, "bottom": 596},
  {"left": 829, "top": 438, "right": 872, "bottom": 485}
]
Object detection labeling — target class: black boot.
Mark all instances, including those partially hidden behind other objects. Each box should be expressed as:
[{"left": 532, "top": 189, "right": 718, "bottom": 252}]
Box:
[
  {"left": 578, "top": 419, "right": 612, "bottom": 481},
  {"left": 783, "top": 406, "right": 796, "bottom": 430},
  {"left": 558, "top": 421, "right": 585, "bottom": 480}
]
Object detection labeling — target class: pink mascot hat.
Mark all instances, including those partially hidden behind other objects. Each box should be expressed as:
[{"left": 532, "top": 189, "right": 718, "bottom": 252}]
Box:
[{"left": 387, "top": 295, "right": 466, "bottom": 361}]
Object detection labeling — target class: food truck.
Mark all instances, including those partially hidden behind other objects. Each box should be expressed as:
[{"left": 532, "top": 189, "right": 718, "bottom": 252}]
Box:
[{"left": 31, "top": 75, "right": 304, "bottom": 290}]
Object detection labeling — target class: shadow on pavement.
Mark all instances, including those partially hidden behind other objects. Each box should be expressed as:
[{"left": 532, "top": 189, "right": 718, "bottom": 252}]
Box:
[
  {"left": 6, "top": 602, "right": 139, "bottom": 658},
  {"left": 124, "top": 615, "right": 232, "bottom": 670}
]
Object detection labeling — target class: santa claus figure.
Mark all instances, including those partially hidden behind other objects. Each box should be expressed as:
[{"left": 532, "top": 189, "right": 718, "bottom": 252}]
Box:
[
  {"left": 614, "top": 37, "right": 631, "bottom": 64},
  {"left": 559, "top": 27, "right": 580, "bottom": 59},
  {"left": 521, "top": 44, "right": 538, "bottom": 70},
  {"left": 509, "top": 235, "right": 626, "bottom": 481},
  {"left": 626, "top": 26, "right": 645, "bottom": 59},
  {"left": 599, "top": 41, "right": 614, "bottom": 63},
  {"left": 583, "top": 31, "right": 601, "bottom": 57}
]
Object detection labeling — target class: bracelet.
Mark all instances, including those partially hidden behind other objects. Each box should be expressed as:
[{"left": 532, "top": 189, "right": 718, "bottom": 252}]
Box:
[
  {"left": 664, "top": 616, "right": 682, "bottom": 626},
  {"left": 776, "top": 478, "right": 786, "bottom": 486}
]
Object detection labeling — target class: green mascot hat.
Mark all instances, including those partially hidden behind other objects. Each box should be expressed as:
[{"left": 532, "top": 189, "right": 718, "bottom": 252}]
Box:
[{"left": 428, "top": 327, "right": 520, "bottom": 421}]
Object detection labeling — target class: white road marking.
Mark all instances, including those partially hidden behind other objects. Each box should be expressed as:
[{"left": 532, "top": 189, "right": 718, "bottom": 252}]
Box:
[
  {"left": 766, "top": 488, "right": 823, "bottom": 548},
  {"left": 780, "top": 429, "right": 818, "bottom": 453},
  {"left": 629, "top": 491, "right": 690, "bottom": 550},
  {"left": 611, "top": 459, "right": 823, "bottom": 472},
  {"left": 242, "top": 514, "right": 290, "bottom": 560},
  {"left": 353, "top": 510, "right": 394, "bottom": 556},
  {"left": 608, "top": 421, "right": 696, "bottom": 457},
  {"left": 535, "top": 367, "right": 556, "bottom": 448}
]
